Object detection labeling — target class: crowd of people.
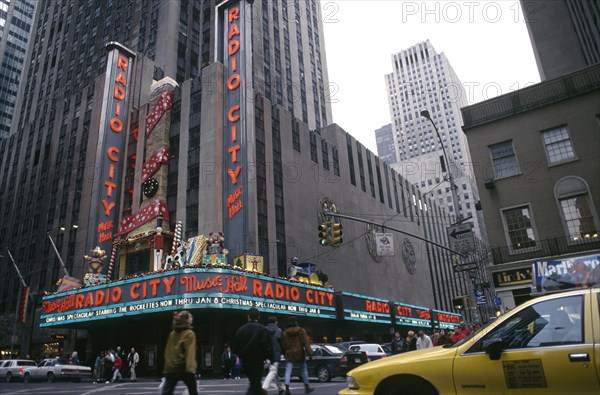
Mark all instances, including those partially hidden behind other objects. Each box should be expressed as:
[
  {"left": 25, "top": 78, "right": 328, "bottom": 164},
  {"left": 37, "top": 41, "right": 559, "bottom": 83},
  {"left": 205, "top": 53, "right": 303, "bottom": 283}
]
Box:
[
  {"left": 92, "top": 346, "right": 139, "bottom": 384},
  {"left": 389, "top": 321, "right": 477, "bottom": 354}
]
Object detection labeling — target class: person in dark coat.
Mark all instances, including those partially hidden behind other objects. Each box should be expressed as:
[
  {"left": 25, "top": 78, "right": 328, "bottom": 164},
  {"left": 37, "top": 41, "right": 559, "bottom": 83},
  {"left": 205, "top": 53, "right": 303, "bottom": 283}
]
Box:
[
  {"left": 233, "top": 307, "right": 273, "bottom": 395},
  {"left": 281, "top": 317, "right": 314, "bottom": 395},
  {"left": 407, "top": 331, "right": 417, "bottom": 351},
  {"left": 262, "top": 316, "right": 286, "bottom": 394},
  {"left": 221, "top": 345, "right": 235, "bottom": 379},
  {"left": 390, "top": 332, "right": 408, "bottom": 354}
]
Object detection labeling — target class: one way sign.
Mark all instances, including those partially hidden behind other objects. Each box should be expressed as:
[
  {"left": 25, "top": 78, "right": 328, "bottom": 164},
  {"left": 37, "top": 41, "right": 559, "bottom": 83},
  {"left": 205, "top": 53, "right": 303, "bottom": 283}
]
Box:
[{"left": 446, "top": 222, "right": 475, "bottom": 255}]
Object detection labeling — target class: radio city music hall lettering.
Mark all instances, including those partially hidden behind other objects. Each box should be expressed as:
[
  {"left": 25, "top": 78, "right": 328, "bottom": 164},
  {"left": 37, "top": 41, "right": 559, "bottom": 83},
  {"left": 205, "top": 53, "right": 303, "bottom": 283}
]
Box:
[
  {"left": 252, "top": 280, "right": 333, "bottom": 306},
  {"left": 396, "top": 305, "right": 431, "bottom": 320},
  {"left": 437, "top": 312, "right": 460, "bottom": 324},
  {"left": 226, "top": 5, "right": 243, "bottom": 218},
  {"left": 97, "top": 54, "right": 130, "bottom": 244},
  {"left": 365, "top": 300, "right": 390, "bottom": 314}
]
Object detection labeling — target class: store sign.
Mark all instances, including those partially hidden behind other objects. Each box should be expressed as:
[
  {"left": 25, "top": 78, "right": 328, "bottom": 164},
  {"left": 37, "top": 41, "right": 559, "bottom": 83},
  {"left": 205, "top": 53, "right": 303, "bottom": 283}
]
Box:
[
  {"left": 87, "top": 42, "right": 135, "bottom": 256},
  {"left": 40, "top": 268, "right": 336, "bottom": 326},
  {"left": 338, "top": 292, "right": 392, "bottom": 324},
  {"left": 492, "top": 267, "right": 533, "bottom": 288},
  {"left": 393, "top": 302, "right": 431, "bottom": 328},
  {"left": 533, "top": 254, "right": 600, "bottom": 290},
  {"left": 431, "top": 309, "right": 462, "bottom": 330}
]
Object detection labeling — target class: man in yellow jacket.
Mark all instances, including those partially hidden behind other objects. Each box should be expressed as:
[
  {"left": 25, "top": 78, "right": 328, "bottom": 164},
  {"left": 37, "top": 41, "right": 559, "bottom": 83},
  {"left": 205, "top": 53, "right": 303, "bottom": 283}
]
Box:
[{"left": 162, "top": 310, "right": 197, "bottom": 395}]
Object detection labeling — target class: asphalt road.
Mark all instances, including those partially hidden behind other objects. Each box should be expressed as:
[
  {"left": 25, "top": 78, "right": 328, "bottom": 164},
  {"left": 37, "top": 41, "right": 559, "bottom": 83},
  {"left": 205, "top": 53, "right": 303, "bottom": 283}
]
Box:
[{"left": 0, "top": 377, "right": 349, "bottom": 395}]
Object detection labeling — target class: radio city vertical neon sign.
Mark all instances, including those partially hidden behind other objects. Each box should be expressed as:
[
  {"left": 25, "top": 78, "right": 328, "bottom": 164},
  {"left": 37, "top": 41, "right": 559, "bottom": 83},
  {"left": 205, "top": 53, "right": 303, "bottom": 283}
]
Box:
[
  {"left": 87, "top": 43, "right": 135, "bottom": 258},
  {"left": 225, "top": 4, "right": 243, "bottom": 220}
]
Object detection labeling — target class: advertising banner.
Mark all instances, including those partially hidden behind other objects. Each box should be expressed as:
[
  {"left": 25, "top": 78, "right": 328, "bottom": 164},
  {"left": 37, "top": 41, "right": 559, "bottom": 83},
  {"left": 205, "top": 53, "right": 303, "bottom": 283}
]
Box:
[{"left": 533, "top": 254, "right": 600, "bottom": 291}]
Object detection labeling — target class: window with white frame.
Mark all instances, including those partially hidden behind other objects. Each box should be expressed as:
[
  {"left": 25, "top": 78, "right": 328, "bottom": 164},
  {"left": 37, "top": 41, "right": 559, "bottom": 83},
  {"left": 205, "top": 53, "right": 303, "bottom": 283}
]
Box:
[
  {"left": 555, "top": 177, "right": 599, "bottom": 243},
  {"left": 542, "top": 126, "right": 576, "bottom": 165},
  {"left": 502, "top": 205, "right": 538, "bottom": 251},
  {"left": 489, "top": 141, "right": 519, "bottom": 178}
]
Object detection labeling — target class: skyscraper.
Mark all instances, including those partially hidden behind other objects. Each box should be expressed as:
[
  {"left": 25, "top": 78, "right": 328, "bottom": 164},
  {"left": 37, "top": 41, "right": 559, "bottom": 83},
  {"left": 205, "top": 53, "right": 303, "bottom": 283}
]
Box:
[
  {"left": 385, "top": 40, "right": 486, "bottom": 242},
  {"left": 0, "top": 0, "right": 36, "bottom": 139},
  {"left": 374, "top": 123, "right": 397, "bottom": 164},
  {"left": 521, "top": 0, "right": 600, "bottom": 80}
]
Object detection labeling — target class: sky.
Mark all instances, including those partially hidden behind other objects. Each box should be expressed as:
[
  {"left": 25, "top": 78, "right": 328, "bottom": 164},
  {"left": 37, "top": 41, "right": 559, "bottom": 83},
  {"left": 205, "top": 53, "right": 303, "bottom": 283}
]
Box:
[{"left": 320, "top": 0, "right": 541, "bottom": 153}]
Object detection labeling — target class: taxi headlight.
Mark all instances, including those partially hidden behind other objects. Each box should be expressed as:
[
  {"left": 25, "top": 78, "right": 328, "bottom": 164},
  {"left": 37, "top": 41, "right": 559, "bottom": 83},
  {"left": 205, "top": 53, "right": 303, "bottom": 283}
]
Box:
[{"left": 346, "top": 376, "right": 360, "bottom": 390}]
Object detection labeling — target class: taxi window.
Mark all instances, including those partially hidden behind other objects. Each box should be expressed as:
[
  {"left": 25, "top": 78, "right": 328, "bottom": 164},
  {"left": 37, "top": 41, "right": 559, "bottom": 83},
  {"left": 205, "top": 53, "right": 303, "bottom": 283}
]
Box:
[{"left": 467, "top": 295, "right": 583, "bottom": 353}]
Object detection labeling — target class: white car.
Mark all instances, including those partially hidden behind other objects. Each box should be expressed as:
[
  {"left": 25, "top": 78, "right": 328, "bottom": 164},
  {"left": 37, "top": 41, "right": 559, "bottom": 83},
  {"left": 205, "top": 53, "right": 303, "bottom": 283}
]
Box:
[
  {"left": 0, "top": 359, "right": 38, "bottom": 382},
  {"left": 22, "top": 358, "right": 92, "bottom": 383},
  {"left": 349, "top": 344, "right": 389, "bottom": 361}
]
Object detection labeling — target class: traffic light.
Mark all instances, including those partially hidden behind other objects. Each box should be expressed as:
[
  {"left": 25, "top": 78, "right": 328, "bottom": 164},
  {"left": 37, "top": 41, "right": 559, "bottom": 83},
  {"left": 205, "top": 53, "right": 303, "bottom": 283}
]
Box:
[
  {"left": 318, "top": 221, "right": 330, "bottom": 246},
  {"left": 330, "top": 222, "right": 343, "bottom": 246},
  {"left": 17, "top": 286, "right": 29, "bottom": 325}
]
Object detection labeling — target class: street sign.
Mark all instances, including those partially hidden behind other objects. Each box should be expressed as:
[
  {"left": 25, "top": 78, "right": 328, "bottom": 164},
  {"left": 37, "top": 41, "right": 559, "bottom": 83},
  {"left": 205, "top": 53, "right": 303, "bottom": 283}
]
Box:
[
  {"left": 375, "top": 233, "right": 395, "bottom": 256},
  {"left": 454, "top": 262, "right": 478, "bottom": 272},
  {"left": 446, "top": 222, "right": 475, "bottom": 255},
  {"left": 475, "top": 289, "right": 487, "bottom": 306},
  {"left": 493, "top": 296, "right": 502, "bottom": 306}
]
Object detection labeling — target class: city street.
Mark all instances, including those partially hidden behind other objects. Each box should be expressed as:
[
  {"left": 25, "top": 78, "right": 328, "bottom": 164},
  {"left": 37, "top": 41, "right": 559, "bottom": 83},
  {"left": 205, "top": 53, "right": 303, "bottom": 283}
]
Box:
[{"left": 0, "top": 377, "right": 348, "bottom": 395}]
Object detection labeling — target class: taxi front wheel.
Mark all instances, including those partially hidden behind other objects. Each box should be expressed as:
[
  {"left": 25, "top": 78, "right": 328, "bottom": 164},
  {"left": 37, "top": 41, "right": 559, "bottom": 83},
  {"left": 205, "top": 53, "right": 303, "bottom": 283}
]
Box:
[{"left": 375, "top": 376, "right": 438, "bottom": 395}]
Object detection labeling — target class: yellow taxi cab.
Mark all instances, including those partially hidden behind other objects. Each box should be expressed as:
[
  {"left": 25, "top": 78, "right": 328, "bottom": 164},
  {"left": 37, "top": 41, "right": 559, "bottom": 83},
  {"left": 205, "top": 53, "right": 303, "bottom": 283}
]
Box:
[{"left": 340, "top": 287, "right": 600, "bottom": 395}]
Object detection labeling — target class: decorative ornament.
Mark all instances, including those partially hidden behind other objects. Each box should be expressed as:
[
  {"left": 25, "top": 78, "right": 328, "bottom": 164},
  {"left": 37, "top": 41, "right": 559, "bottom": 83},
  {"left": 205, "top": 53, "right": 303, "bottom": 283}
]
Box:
[
  {"left": 143, "top": 178, "right": 159, "bottom": 198},
  {"left": 365, "top": 221, "right": 383, "bottom": 263},
  {"left": 84, "top": 246, "right": 108, "bottom": 274},
  {"left": 402, "top": 238, "right": 416, "bottom": 274}
]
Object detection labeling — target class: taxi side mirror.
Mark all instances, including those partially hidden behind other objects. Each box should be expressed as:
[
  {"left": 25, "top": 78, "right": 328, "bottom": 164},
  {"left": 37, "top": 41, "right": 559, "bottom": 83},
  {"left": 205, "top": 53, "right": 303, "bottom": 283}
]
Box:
[{"left": 483, "top": 338, "right": 506, "bottom": 361}]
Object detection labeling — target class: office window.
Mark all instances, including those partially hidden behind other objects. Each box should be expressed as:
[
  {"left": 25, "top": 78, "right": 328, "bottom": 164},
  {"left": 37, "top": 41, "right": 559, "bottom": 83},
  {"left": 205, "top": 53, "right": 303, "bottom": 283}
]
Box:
[
  {"left": 502, "top": 205, "right": 538, "bottom": 252},
  {"left": 542, "top": 126, "right": 576, "bottom": 165},
  {"left": 555, "top": 177, "right": 599, "bottom": 243},
  {"left": 489, "top": 141, "right": 519, "bottom": 178}
]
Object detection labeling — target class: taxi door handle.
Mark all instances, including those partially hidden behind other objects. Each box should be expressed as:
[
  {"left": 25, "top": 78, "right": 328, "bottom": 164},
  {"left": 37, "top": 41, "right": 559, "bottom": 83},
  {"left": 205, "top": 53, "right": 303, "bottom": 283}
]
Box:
[{"left": 569, "top": 353, "right": 590, "bottom": 362}]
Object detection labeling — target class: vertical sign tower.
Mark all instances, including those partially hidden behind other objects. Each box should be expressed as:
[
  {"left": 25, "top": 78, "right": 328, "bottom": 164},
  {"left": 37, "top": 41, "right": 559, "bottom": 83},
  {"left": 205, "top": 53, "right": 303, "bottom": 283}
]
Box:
[
  {"left": 86, "top": 43, "right": 136, "bottom": 266},
  {"left": 216, "top": 0, "right": 254, "bottom": 258}
]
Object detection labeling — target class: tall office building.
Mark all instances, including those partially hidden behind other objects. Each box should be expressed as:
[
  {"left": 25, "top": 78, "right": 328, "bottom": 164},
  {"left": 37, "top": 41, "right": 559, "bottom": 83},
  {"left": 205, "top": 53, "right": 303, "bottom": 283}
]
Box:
[
  {"left": 0, "top": 0, "right": 36, "bottom": 139},
  {"left": 521, "top": 0, "right": 600, "bottom": 81},
  {"left": 374, "top": 123, "right": 397, "bottom": 164},
  {"left": 0, "top": 1, "right": 473, "bottom": 358},
  {"left": 385, "top": 41, "right": 486, "bottom": 242}
]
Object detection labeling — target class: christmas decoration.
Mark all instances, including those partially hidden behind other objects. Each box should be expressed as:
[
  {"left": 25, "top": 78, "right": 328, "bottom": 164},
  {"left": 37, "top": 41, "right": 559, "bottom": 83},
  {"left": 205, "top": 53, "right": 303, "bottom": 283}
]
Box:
[
  {"left": 142, "top": 178, "right": 159, "bottom": 198},
  {"left": 84, "top": 246, "right": 108, "bottom": 274},
  {"left": 116, "top": 199, "right": 169, "bottom": 236},
  {"left": 141, "top": 146, "right": 169, "bottom": 183},
  {"left": 56, "top": 275, "right": 83, "bottom": 293},
  {"left": 201, "top": 232, "right": 229, "bottom": 265},
  {"left": 145, "top": 90, "right": 173, "bottom": 137}
]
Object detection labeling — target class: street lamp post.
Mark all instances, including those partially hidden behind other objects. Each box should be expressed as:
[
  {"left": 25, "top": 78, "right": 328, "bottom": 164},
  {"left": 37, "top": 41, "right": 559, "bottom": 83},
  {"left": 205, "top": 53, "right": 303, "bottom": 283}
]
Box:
[{"left": 420, "top": 110, "right": 462, "bottom": 224}]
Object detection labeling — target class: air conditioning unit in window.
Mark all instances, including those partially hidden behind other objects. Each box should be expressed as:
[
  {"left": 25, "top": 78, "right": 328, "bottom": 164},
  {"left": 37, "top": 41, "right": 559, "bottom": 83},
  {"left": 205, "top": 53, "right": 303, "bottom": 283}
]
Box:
[{"left": 484, "top": 178, "right": 495, "bottom": 190}]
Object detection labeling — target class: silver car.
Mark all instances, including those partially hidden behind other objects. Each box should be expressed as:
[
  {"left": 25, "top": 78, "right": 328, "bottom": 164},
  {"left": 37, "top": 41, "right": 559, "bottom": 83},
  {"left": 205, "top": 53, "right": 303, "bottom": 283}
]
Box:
[{"left": 0, "top": 359, "right": 38, "bottom": 382}]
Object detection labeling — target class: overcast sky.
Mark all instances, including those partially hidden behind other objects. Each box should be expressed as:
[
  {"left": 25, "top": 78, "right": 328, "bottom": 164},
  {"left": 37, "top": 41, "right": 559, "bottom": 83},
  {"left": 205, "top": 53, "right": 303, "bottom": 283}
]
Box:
[{"left": 321, "top": 0, "right": 541, "bottom": 153}]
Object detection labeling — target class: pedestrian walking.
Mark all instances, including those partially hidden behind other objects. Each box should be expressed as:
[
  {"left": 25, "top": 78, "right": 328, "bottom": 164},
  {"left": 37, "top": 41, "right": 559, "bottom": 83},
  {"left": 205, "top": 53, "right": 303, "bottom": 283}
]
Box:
[
  {"left": 103, "top": 349, "right": 115, "bottom": 383},
  {"left": 70, "top": 351, "right": 80, "bottom": 365},
  {"left": 221, "top": 345, "right": 235, "bottom": 379},
  {"left": 262, "top": 316, "right": 286, "bottom": 395},
  {"left": 232, "top": 354, "right": 242, "bottom": 380},
  {"left": 161, "top": 310, "right": 198, "bottom": 395},
  {"left": 127, "top": 347, "right": 139, "bottom": 382},
  {"left": 281, "top": 316, "right": 314, "bottom": 394},
  {"left": 233, "top": 307, "right": 273, "bottom": 395},
  {"left": 93, "top": 351, "right": 104, "bottom": 383},
  {"left": 111, "top": 352, "right": 123, "bottom": 382}
]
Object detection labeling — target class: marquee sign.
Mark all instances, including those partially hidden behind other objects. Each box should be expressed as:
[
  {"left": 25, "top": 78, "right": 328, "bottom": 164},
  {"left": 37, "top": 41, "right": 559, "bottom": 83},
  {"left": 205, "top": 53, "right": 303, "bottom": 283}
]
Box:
[
  {"left": 40, "top": 268, "right": 336, "bottom": 326},
  {"left": 338, "top": 292, "right": 392, "bottom": 324},
  {"left": 393, "top": 302, "right": 432, "bottom": 328},
  {"left": 431, "top": 309, "right": 462, "bottom": 330},
  {"left": 86, "top": 42, "right": 135, "bottom": 256}
]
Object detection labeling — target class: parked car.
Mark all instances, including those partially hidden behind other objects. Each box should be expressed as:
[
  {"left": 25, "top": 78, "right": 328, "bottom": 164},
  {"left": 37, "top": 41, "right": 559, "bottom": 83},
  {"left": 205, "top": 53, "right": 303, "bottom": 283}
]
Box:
[
  {"left": 21, "top": 358, "right": 92, "bottom": 383},
  {"left": 348, "top": 344, "right": 389, "bottom": 361},
  {"left": 0, "top": 359, "right": 38, "bottom": 382},
  {"left": 279, "top": 344, "right": 368, "bottom": 382},
  {"left": 333, "top": 340, "right": 366, "bottom": 351},
  {"left": 340, "top": 287, "right": 600, "bottom": 395}
]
